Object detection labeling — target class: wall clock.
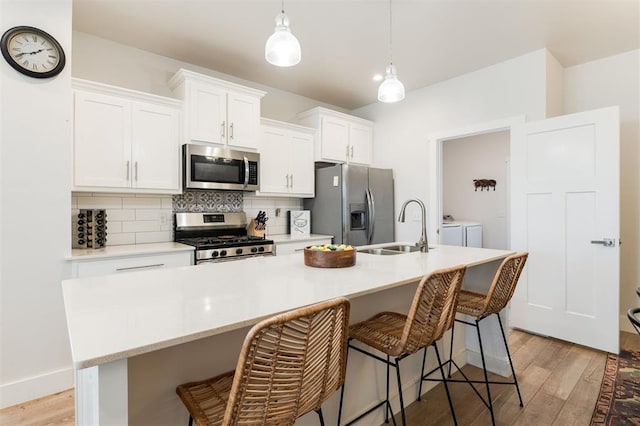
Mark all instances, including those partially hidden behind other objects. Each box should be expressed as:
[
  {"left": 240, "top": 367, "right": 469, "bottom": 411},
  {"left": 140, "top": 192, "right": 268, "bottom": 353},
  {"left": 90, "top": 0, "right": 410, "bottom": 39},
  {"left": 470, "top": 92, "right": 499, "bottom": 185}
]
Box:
[{"left": 1, "top": 26, "right": 66, "bottom": 78}]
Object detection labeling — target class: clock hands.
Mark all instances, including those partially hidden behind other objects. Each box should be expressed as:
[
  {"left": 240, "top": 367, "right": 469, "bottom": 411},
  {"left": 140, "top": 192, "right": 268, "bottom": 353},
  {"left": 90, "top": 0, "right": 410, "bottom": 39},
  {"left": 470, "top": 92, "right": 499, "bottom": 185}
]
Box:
[{"left": 14, "top": 49, "right": 45, "bottom": 58}]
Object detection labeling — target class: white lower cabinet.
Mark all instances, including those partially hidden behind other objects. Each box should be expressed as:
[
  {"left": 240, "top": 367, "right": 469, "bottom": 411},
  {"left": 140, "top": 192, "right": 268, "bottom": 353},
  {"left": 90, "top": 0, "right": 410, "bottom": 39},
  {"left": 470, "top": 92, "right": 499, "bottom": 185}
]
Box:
[
  {"left": 71, "top": 251, "right": 193, "bottom": 278},
  {"left": 257, "top": 119, "right": 315, "bottom": 197},
  {"left": 73, "top": 79, "right": 182, "bottom": 194},
  {"left": 274, "top": 238, "right": 332, "bottom": 256}
]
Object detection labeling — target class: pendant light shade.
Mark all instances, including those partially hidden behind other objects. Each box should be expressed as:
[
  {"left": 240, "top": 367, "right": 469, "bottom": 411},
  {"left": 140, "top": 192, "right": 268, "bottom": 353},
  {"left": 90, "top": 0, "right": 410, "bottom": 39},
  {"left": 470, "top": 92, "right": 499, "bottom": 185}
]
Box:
[
  {"left": 265, "top": 10, "right": 301, "bottom": 67},
  {"left": 378, "top": 0, "right": 405, "bottom": 103},
  {"left": 378, "top": 64, "right": 405, "bottom": 103}
]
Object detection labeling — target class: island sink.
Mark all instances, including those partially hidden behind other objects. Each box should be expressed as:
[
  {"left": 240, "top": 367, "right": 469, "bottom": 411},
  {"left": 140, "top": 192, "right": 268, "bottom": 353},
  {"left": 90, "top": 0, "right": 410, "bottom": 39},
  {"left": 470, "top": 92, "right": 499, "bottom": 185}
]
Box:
[{"left": 358, "top": 243, "right": 431, "bottom": 255}]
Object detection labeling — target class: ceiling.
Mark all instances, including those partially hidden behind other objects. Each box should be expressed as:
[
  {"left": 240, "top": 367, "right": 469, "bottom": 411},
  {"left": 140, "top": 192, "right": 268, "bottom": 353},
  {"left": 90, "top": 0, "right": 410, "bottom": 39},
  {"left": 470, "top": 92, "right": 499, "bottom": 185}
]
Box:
[{"left": 72, "top": 0, "right": 639, "bottom": 110}]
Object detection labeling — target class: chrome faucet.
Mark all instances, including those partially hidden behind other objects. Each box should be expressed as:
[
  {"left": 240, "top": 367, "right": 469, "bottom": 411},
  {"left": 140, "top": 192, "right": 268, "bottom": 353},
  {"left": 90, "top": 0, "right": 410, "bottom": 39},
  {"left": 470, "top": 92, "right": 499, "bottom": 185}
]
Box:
[{"left": 398, "top": 199, "right": 429, "bottom": 253}]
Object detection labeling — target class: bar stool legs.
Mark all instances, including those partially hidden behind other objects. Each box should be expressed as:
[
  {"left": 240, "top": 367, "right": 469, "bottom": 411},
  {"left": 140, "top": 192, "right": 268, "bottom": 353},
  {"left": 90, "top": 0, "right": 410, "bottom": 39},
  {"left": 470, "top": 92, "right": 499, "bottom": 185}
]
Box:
[
  {"left": 338, "top": 341, "right": 401, "bottom": 426},
  {"left": 417, "top": 343, "right": 458, "bottom": 425},
  {"left": 445, "top": 313, "right": 524, "bottom": 425}
]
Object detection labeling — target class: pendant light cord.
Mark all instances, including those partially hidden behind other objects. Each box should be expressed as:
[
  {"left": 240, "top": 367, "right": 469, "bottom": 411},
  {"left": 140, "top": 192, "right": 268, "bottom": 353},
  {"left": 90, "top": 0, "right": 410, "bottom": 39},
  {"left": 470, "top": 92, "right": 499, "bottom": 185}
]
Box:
[{"left": 389, "top": 0, "right": 393, "bottom": 65}]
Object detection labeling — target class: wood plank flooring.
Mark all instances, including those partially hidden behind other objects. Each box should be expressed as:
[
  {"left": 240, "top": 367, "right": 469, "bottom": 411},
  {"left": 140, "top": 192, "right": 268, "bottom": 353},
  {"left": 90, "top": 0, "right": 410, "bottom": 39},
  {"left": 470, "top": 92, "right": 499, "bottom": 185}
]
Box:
[{"left": 1, "top": 330, "right": 638, "bottom": 426}]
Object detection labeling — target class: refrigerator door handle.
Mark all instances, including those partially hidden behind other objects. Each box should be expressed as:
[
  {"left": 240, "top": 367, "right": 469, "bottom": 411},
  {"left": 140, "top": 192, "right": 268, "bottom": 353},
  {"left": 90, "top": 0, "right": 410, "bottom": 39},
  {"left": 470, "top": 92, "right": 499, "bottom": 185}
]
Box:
[{"left": 366, "top": 188, "right": 376, "bottom": 244}]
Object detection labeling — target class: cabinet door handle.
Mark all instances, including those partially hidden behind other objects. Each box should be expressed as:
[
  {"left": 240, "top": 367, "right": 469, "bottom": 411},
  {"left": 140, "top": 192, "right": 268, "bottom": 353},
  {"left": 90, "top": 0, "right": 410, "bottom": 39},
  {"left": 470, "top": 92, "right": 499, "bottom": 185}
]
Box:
[
  {"left": 116, "top": 263, "right": 165, "bottom": 272},
  {"left": 285, "top": 174, "right": 290, "bottom": 188},
  {"left": 126, "top": 160, "right": 130, "bottom": 180},
  {"left": 221, "top": 121, "right": 226, "bottom": 138},
  {"left": 290, "top": 173, "right": 293, "bottom": 189},
  {"left": 346, "top": 145, "right": 349, "bottom": 158},
  {"left": 230, "top": 123, "right": 234, "bottom": 139},
  {"left": 350, "top": 146, "right": 354, "bottom": 158},
  {"left": 134, "top": 161, "right": 138, "bottom": 181}
]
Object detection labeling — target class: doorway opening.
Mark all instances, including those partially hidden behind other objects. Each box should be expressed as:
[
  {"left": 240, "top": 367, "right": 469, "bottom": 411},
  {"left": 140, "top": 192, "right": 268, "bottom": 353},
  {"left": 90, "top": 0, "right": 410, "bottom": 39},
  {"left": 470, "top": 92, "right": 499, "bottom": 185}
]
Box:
[{"left": 427, "top": 116, "right": 525, "bottom": 249}]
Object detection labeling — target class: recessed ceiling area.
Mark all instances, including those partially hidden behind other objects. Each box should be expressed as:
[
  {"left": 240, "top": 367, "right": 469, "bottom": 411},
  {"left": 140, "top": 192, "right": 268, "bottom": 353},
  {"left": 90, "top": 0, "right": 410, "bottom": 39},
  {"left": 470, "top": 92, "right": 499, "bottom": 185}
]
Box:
[{"left": 72, "top": 0, "right": 640, "bottom": 110}]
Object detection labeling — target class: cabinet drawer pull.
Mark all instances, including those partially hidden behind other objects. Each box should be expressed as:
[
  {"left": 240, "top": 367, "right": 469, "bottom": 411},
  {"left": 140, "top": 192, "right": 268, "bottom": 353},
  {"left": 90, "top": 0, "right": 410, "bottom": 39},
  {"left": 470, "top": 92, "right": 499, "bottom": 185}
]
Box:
[{"left": 116, "top": 263, "right": 164, "bottom": 272}]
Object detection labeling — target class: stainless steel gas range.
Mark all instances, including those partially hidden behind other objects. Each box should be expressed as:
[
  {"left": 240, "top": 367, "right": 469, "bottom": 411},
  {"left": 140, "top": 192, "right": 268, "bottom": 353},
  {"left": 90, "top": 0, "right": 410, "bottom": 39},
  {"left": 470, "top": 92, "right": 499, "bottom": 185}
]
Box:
[{"left": 174, "top": 212, "right": 274, "bottom": 264}]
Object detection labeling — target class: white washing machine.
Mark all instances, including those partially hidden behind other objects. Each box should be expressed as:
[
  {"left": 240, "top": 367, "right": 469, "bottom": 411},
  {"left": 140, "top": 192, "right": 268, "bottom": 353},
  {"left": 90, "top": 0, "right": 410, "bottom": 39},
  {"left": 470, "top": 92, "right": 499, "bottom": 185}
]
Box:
[{"left": 440, "top": 221, "right": 482, "bottom": 247}]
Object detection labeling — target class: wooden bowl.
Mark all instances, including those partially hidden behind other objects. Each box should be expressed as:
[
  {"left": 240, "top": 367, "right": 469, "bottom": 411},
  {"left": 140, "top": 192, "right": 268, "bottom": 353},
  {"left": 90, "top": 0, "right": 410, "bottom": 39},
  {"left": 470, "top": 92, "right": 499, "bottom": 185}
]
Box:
[{"left": 303, "top": 247, "right": 356, "bottom": 268}]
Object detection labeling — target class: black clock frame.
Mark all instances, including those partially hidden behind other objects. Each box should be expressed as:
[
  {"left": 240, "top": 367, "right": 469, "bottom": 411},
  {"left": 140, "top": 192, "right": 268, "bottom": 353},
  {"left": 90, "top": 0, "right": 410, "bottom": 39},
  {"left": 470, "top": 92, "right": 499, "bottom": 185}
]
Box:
[{"left": 1, "top": 26, "right": 66, "bottom": 79}]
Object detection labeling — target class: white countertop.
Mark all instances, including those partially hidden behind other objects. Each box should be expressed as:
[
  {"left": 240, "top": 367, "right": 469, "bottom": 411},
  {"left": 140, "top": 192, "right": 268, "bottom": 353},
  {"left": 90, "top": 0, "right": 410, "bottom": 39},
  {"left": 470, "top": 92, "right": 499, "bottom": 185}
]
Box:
[
  {"left": 67, "top": 242, "right": 194, "bottom": 260},
  {"left": 269, "top": 234, "right": 333, "bottom": 243},
  {"left": 62, "top": 245, "right": 513, "bottom": 369}
]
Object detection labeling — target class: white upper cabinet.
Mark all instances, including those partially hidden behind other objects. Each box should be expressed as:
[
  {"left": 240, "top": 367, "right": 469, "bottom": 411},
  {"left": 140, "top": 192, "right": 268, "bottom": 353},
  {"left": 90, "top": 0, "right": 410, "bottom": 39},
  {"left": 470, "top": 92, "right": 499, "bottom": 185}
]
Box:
[
  {"left": 257, "top": 119, "right": 315, "bottom": 198},
  {"left": 169, "top": 69, "right": 266, "bottom": 151},
  {"left": 297, "top": 107, "right": 374, "bottom": 165},
  {"left": 73, "top": 79, "right": 182, "bottom": 194}
]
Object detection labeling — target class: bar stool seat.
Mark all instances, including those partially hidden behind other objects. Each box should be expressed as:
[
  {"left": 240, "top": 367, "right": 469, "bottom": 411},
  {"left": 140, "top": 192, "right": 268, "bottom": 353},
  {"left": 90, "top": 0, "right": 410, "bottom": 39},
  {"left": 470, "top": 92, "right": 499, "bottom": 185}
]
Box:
[
  {"left": 176, "top": 297, "right": 351, "bottom": 426},
  {"left": 338, "top": 265, "right": 467, "bottom": 426}
]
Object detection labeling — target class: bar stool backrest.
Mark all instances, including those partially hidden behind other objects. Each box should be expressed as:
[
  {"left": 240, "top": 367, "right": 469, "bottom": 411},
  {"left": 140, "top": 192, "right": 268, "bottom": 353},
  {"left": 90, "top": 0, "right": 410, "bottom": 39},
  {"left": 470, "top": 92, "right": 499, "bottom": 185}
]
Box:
[
  {"left": 399, "top": 265, "right": 466, "bottom": 356},
  {"left": 222, "top": 297, "right": 351, "bottom": 425},
  {"left": 480, "top": 252, "right": 528, "bottom": 317}
]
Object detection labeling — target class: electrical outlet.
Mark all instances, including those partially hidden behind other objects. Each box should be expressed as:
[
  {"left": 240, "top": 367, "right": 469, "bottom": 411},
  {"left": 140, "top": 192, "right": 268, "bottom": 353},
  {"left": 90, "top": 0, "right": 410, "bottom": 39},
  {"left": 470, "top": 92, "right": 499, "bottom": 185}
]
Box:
[{"left": 160, "top": 212, "right": 171, "bottom": 225}]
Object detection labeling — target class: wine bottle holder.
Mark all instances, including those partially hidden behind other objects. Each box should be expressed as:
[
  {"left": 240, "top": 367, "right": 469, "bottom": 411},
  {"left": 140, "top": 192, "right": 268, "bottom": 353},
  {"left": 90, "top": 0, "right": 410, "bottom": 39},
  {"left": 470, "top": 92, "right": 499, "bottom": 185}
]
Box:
[{"left": 73, "top": 209, "right": 108, "bottom": 249}]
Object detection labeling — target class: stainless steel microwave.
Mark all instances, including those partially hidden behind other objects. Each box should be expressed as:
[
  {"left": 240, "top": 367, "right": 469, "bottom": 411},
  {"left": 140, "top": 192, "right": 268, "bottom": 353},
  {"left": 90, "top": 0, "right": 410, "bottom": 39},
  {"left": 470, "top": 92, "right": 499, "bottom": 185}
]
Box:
[{"left": 183, "top": 144, "right": 259, "bottom": 191}]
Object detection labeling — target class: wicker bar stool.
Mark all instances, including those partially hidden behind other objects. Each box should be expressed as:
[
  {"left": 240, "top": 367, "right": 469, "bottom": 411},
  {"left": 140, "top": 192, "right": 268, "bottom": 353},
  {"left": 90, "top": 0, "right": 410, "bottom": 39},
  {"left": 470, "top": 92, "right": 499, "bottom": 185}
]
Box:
[
  {"left": 337, "top": 265, "right": 467, "bottom": 426},
  {"left": 628, "top": 287, "right": 640, "bottom": 335},
  {"left": 176, "top": 297, "right": 350, "bottom": 426},
  {"left": 441, "top": 252, "right": 528, "bottom": 426}
]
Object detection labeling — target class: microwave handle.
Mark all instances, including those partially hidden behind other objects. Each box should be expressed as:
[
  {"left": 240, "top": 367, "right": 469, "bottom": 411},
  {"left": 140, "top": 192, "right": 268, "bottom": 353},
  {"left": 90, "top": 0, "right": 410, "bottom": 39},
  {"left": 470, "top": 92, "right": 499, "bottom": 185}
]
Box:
[{"left": 243, "top": 156, "right": 249, "bottom": 188}]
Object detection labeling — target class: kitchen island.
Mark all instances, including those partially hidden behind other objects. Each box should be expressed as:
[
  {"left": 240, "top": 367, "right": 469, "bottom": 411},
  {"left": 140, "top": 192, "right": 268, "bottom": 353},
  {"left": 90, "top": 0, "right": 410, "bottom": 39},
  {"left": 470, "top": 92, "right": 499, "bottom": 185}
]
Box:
[{"left": 62, "top": 245, "right": 514, "bottom": 425}]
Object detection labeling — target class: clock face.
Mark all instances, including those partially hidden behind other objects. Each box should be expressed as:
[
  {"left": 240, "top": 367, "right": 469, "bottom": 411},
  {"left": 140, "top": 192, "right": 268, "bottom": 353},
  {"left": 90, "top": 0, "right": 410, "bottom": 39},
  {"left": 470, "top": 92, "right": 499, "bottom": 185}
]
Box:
[{"left": 1, "top": 26, "right": 65, "bottom": 78}]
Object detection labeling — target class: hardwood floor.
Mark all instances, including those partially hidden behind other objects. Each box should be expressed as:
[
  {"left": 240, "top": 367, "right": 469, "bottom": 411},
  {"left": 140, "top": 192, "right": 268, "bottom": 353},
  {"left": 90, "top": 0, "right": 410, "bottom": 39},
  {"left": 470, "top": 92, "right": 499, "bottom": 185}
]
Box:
[{"left": 1, "top": 330, "right": 638, "bottom": 426}]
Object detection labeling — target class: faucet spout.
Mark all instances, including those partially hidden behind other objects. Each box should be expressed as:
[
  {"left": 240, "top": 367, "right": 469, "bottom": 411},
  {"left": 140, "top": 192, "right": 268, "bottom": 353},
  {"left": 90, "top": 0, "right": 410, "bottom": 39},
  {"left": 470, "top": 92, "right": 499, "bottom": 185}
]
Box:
[{"left": 398, "top": 198, "right": 429, "bottom": 253}]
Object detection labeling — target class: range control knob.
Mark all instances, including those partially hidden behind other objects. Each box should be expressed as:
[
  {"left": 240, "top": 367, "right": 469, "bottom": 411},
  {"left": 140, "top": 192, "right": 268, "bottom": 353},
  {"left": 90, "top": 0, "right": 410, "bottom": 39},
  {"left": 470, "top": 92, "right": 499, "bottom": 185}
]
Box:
[
  {"left": 211, "top": 251, "right": 219, "bottom": 257},
  {"left": 250, "top": 247, "right": 258, "bottom": 253},
  {"left": 258, "top": 247, "right": 265, "bottom": 252},
  {"left": 235, "top": 248, "right": 243, "bottom": 255},
  {"left": 220, "top": 250, "right": 227, "bottom": 257}
]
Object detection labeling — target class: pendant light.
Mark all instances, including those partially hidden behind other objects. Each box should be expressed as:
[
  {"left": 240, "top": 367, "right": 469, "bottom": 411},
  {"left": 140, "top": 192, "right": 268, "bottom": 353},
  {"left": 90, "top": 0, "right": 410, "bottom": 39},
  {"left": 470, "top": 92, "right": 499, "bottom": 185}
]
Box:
[
  {"left": 265, "top": 0, "right": 301, "bottom": 67},
  {"left": 378, "top": 0, "right": 405, "bottom": 103}
]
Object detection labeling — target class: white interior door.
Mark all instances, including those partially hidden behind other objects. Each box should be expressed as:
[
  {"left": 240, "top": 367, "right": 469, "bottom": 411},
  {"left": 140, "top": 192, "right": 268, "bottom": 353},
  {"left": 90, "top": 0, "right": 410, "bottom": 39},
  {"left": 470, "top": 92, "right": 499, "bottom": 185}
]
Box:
[{"left": 510, "top": 106, "right": 620, "bottom": 353}]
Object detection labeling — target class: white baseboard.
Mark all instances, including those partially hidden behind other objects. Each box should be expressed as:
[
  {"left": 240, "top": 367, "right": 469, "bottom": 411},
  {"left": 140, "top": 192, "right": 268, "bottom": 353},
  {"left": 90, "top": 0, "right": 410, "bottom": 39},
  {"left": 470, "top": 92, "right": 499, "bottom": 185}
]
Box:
[{"left": 0, "top": 367, "right": 74, "bottom": 409}]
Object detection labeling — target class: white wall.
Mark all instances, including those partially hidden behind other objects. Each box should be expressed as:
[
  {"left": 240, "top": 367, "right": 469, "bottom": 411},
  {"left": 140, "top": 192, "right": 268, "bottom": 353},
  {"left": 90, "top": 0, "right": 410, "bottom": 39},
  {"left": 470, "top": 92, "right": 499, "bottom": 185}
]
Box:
[
  {"left": 355, "top": 49, "right": 549, "bottom": 243},
  {"left": 0, "top": 0, "right": 73, "bottom": 408},
  {"left": 72, "top": 32, "right": 348, "bottom": 122},
  {"left": 564, "top": 49, "right": 640, "bottom": 332},
  {"left": 443, "top": 131, "right": 510, "bottom": 249}
]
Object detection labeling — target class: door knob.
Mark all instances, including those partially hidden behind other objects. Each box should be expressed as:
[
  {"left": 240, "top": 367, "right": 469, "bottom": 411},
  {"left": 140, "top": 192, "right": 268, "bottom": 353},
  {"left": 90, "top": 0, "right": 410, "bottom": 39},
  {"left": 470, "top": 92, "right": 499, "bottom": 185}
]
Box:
[{"left": 590, "top": 238, "right": 615, "bottom": 247}]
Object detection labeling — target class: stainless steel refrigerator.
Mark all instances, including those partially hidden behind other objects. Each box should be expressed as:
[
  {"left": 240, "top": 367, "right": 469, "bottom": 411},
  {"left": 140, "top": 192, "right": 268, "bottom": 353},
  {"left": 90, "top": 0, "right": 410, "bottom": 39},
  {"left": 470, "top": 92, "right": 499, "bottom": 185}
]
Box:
[{"left": 304, "top": 164, "right": 394, "bottom": 246}]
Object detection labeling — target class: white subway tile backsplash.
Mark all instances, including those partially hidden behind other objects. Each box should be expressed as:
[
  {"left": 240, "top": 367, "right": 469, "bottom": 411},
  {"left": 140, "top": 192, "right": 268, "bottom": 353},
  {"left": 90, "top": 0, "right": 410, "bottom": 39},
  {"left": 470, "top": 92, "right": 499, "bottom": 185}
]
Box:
[
  {"left": 122, "top": 197, "right": 162, "bottom": 209},
  {"left": 106, "top": 221, "right": 122, "bottom": 233},
  {"left": 107, "top": 233, "right": 136, "bottom": 246},
  {"left": 135, "top": 231, "right": 173, "bottom": 244},
  {"left": 72, "top": 192, "right": 308, "bottom": 250},
  {"left": 135, "top": 209, "right": 171, "bottom": 221},
  {"left": 107, "top": 209, "right": 136, "bottom": 221},
  {"left": 77, "top": 196, "right": 122, "bottom": 209},
  {"left": 122, "top": 220, "right": 161, "bottom": 233},
  {"left": 161, "top": 198, "right": 173, "bottom": 209}
]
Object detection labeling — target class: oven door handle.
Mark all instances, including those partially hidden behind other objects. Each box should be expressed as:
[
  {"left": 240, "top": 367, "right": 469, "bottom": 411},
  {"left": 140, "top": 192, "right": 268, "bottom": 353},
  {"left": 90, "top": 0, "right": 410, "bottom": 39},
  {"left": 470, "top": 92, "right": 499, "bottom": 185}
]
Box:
[{"left": 243, "top": 156, "right": 249, "bottom": 188}]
